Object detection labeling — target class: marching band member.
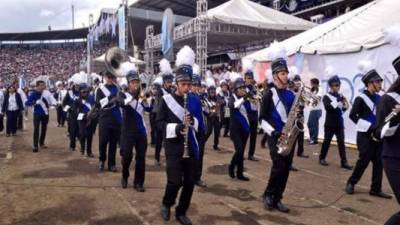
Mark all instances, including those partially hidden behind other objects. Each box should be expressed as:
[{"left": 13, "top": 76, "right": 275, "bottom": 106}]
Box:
[
  {"left": 259, "top": 42, "right": 294, "bottom": 213},
  {"left": 73, "top": 83, "right": 96, "bottom": 158},
  {"left": 291, "top": 73, "right": 308, "bottom": 158},
  {"left": 158, "top": 46, "right": 202, "bottom": 225},
  {"left": 2, "top": 85, "right": 24, "bottom": 136},
  {"left": 54, "top": 81, "right": 67, "bottom": 127},
  {"left": 374, "top": 56, "right": 400, "bottom": 225},
  {"left": 242, "top": 59, "right": 259, "bottom": 161},
  {"left": 204, "top": 77, "right": 222, "bottom": 151},
  {"left": 218, "top": 79, "right": 231, "bottom": 137},
  {"left": 95, "top": 71, "right": 122, "bottom": 172},
  {"left": 191, "top": 65, "right": 207, "bottom": 188},
  {"left": 154, "top": 59, "right": 174, "bottom": 166},
  {"left": 63, "top": 82, "right": 80, "bottom": 151},
  {"left": 345, "top": 61, "right": 391, "bottom": 199},
  {"left": 26, "top": 80, "right": 56, "bottom": 152},
  {"left": 307, "top": 78, "right": 323, "bottom": 145},
  {"left": 260, "top": 69, "right": 273, "bottom": 149},
  {"left": 16, "top": 85, "right": 27, "bottom": 131},
  {"left": 228, "top": 72, "right": 251, "bottom": 181},
  {"left": 319, "top": 68, "right": 353, "bottom": 170},
  {"left": 117, "top": 64, "right": 152, "bottom": 192}
]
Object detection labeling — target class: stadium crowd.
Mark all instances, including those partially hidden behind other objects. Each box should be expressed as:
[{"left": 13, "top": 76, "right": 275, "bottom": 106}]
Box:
[{"left": 0, "top": 43, "right": 110, "bottom": 86}]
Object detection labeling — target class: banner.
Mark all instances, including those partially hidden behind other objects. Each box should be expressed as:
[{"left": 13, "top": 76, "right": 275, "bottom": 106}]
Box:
[
  {"left": 256, "top": 44, "right": 400, "bottom": 144},
  {"left": 118, "top": 6, "right": 126, "bottom": 50}
]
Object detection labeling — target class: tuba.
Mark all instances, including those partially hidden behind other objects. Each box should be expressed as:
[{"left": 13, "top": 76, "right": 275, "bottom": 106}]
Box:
[{"left": 104, "top": 47, "right": 131, "bottom": 78}]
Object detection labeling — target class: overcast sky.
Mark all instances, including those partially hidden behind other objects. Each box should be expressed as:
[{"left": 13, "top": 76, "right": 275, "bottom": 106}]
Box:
[{"left": 0, "top": 0, "right": 136, "bottom": 33}]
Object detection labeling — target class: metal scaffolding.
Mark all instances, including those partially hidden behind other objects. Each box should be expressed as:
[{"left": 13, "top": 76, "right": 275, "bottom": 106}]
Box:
[
  {"left": 195, "top": 0, "right": 208, "bottom": 78},
  {"left": 144, "top": 25, "right": 154, "bottom": 76}
]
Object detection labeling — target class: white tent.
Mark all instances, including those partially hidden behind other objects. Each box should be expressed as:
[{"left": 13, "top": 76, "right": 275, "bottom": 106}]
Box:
[
  {"left": 245, "top": 0, "right": 399, "bottom": 61},
  {"left": 243, "top": 0, "right": 400, "bottom": 145},
  {"left": 206, "top": 0, "right": 314, "bottom": 31}
]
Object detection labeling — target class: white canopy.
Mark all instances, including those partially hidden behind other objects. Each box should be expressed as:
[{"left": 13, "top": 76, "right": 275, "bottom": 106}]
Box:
[
  {"left": 95, "top": 54, "right": 145, "bottom": 65},
  {"left": 245, "top": 0, "right": 399, "bottom": 61},
  {"left": 206, "top": 0, "right": 314, "bottom": 31}
]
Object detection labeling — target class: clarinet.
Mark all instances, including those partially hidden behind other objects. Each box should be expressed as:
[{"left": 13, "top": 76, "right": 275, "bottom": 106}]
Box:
[{"left": 183, "top": 93, "right": 190, "bottom": 158}]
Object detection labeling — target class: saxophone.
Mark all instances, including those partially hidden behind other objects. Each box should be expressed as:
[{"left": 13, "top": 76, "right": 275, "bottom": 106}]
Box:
[
  {"left": 277, "top": 85, "right": 316, "bottom": 156},
  {"left": 183, "top": 94, "right": 190, "bottom": 158}
]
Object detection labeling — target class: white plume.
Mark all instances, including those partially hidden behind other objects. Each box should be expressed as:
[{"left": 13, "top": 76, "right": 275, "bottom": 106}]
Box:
[
  {"left": 120, "top": 62, "right": 137, "bottom": 76},
  {"left": 220, "top": 79, "right": 228, "bottom": 86},
  {"left": 159, "top": 59, "right": 173, "bottom": 74},
  {"left": 229, "top": 72, "right": 242, "bottom": 82},
  {"left": 242, "top": 58, "right": 254, "bottom": 73},
  {"left": 383, "top": 24, "right": 400, "bottom": 47},
  {"left": 153, "top": 76, "right": 163, "bottom": 85},
  {"left": 71, "top": 72, "right": 88, "bottom": 85},
  {"left": 205, "top": 77, "right": 216, "bottom": 88},
  {"left": 324, "top": 66, "right": 336, "bottom": 78},
  {"left": 176, "top": 45, "right": 195, "bottom": 67},
  {"left": 55, "top": 81, "right": 62, "bottom": 87},
  {"left": 357, "top": 60, "right": 373, "bottom": 74},
  {"left": 193, "top": 63, "right": 200, "bottom": 75},
  {"left": 266, "top": 41, "right": 287, "bottom": 61},
  {"left": 91, "top": 73, "right": 102, "bottom": 81}
]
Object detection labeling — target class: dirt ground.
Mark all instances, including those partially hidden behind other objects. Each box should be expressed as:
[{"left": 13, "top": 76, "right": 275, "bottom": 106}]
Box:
[{"left": 0, "top": 111, "right": 397, "bottom": 225}]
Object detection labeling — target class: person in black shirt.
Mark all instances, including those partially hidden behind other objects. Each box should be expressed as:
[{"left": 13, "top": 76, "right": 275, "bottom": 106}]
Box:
[
  {"left": 117, "top": 68, "right": 152, "bottom": 192},
  {"left": 73, "top": 84, "right": 96, "bottom": 158},
  {"left": 319, "top": 74, "right": 353, "bottom": 170},
  {"left": 259, "top": 51, "right": 295, "bottom": 213},
  {"left": 228, "top": 74, "right": 252, "bottom": 181},
  {"left": 345, "top": 62, "right": 391, "bottom": 199},
  {"left": 158, "top": 46, "right": 202, "bottom": 225},
  {"left": 95, "top": 72, "right": 122, "bottom": 172},
  {"left": 374, "top": 57, "right": 400, "bottom": 225}
]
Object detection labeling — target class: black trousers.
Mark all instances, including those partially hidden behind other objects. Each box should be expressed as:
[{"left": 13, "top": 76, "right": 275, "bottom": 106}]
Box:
[
  {"left": 78, "top": 120, "right": 96, "bottom": 155},
  {"left": 248, "top": 118, "right": 258, "bottom": 158},
  {"left": 17, "top": 110, "right": 23, "bottom": 130},
  {"left": 320, "top": 126, "right": 348, "bottom": 164},
  {"left": 0, "top": 114, "right": 4, "bottom": 132},
  {"left": 205, "top": 115, "right": 220, "bottom": 148},
  {"left": 149, "top": 112, "right": 156, "bottom": 145},
  {"left": 295, "top": 131, "right": 305, "bottom": 156},
  {"left": 155, "top": 127, "right": 164, "bottom": 162},
  {"left": 230, "top": 127, "right": 249, "bottom": 176},
  {"left": 98, "top": 120, "right": 120, "bottom": 168},
  {"left": 163, "top": 154, "right": 196, "bottom": 217},
  {"left": 56, "top": 106, "right": 66, "bottom": 126},
  {"left": 383, "top": 158, "right": 400, "bottom": 225},
  {"left": 347, "top": 132, "right": 383, "bottom": 192},
  {"left": 33, "top": 114, "right": 49, "bottom": 148},
  {"left": 6, "top": 110, "right": 19, "bottom": 135},
  {"left": 68, "top": 114, "right": 79, "bottom": 149},
  {"left": 221, "top": 117, "right": 230, "bottom": 136},
  {"left": 120, "top": 133, "right": 147, "bottom": 185},
  {"left": 264, "top": 136, "right": 295, "bottom": 200}
]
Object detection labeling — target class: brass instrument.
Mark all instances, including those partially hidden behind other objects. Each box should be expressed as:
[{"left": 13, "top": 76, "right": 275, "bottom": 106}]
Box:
[
  {"left": 277, "top": 84, "right": 319, "bottom": 156},
  {"left": 341, "top": 95, "right": 351, "bottom": 109},
  {"left": 104, "top": 47, "right": 131, "bottom": 78},
  {"left": 183, "top": 93, "right": 190, "bottom": 158},
  {"left": 302, "top": 86, "right": 320, "bottom": 107},
  {"left": 384, "top": 106, "right": 400, "bottom": 123},
  {"left": 101, "top": 47, "right": 131, "bottom": 110}
]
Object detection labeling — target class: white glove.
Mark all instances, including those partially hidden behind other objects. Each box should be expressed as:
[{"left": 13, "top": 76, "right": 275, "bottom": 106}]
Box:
[{"left": 337, "top": 102, "right": 343, "bottom": 109}]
